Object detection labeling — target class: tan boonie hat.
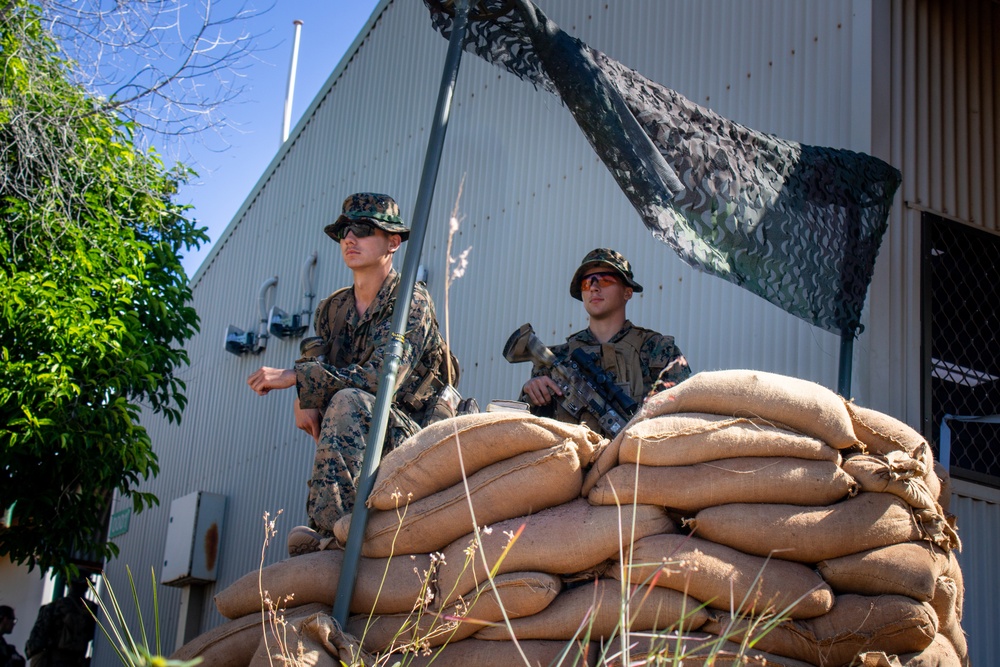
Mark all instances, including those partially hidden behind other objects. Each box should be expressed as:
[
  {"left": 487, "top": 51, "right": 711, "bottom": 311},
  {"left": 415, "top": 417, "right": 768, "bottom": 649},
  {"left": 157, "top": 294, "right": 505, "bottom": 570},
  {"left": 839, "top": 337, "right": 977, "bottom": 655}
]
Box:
[
  {"left": 324, "top": 192, "right": 410, "bottom": 242},
  {"left": 570, "top": 248, "right": 644, "bottom": 300}
]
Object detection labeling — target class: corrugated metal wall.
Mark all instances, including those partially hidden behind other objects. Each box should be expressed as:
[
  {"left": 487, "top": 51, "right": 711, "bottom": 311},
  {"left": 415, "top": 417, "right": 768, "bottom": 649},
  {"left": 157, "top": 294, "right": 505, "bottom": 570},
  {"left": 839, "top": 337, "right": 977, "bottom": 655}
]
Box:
[
  {"left": 91, "top": 0, "right": 998, "bottom": 663},
  {"left": 951, "top": 481, "right": 1000, "bottom": 665},
  {"left": 877, "top": 0, "right": 1000, "bottom": 662},
  {"left": 862, "top": 0, "right": 999, "bottom": 428}
]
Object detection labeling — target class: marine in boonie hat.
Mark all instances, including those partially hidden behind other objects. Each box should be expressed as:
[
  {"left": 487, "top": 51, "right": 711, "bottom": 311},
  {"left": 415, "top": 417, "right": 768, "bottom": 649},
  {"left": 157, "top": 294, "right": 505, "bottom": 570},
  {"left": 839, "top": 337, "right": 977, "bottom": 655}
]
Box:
[
  {"left": 324, "top": 192, "right": 410, "bottom": 242},
  {"left": 569, "top": 248, "right": 644, "bottom": 300}
]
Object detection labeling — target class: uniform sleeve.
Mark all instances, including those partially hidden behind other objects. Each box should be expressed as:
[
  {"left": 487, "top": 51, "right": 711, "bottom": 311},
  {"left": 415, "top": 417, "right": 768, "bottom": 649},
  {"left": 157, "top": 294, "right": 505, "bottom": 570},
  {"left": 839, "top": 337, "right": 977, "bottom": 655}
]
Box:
[
  {"left": 642, "top": 333, "right": 692, "bottom": 396},
  {"left": 294, "top": 290, "right": 435, "bottom": 409}
]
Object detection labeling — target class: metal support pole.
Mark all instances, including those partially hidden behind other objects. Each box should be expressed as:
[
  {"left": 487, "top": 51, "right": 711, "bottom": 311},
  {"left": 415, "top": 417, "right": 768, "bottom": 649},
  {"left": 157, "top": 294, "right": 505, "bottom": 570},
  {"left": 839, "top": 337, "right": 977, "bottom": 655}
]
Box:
[
  {"left": 837, "top": 332, "right": 853, "bottom": 398},
  {"left": 333, "top": 0, "right": 472, "bottom": 627}
]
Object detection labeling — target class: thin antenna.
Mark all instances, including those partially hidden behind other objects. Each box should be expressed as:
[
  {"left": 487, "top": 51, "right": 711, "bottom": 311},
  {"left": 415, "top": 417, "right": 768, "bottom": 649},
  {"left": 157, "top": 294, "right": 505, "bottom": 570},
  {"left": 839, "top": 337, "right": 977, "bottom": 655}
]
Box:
[{"left": 282, "top": 20, "right": 304, "bottom": 143}]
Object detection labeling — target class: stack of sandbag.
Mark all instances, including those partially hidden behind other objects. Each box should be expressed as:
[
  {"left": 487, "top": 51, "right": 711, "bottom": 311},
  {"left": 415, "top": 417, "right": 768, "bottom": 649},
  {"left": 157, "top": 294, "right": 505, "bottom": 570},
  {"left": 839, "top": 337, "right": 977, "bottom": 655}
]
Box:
[
  {"left": 578, "top": 370, "right": 967, "bottom": 667},
  {"left": 176, "top": 412, "right": 688, "bottom": 666},
  {"left": 171, "top": 371, "right": 968, "bottom": 667},
  {"left": 336, "top": 411, "right": 710, "bottom": 663}
]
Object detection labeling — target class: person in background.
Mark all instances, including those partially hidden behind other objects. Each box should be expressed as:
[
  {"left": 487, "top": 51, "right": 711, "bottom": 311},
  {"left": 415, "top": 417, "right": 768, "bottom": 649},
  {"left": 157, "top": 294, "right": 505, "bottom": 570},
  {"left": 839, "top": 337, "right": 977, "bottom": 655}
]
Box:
[
  {"left": 24, "top": 579, "right": 97, "bottom": 667},
  {"left": 520, "top": 248, "right": 691, "bottom": 431},
  {"left": 0, "top": 606, "right": 25, "bottom": 667}
]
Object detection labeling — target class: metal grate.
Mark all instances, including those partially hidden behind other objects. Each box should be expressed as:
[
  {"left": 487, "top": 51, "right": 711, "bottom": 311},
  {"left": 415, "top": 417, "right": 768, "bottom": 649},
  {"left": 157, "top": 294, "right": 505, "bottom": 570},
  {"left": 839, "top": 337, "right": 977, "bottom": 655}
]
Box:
[{"left": 924, "top": 213, "right": 1000, "bottom": 487}]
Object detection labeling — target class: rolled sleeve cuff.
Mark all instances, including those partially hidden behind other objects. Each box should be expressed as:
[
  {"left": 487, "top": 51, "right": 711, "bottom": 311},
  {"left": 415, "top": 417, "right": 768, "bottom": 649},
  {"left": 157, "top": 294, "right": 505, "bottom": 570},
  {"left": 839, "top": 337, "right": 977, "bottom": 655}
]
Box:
[{"left": 295, "top": 360, "right": 335, "bottom": 409}]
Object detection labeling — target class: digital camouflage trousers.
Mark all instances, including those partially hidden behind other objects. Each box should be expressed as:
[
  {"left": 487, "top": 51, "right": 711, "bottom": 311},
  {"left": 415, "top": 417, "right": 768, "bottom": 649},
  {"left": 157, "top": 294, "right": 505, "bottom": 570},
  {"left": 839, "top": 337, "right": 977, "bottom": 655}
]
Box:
[{"left": 308, "top": 388, "right": 419, "bottom": 534}]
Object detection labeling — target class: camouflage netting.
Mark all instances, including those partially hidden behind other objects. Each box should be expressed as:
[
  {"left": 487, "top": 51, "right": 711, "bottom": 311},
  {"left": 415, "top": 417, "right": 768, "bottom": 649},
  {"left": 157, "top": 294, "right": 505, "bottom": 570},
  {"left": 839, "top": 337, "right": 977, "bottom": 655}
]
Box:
[
  {"left": 174, "top": 373, "right": 968, "bottom": 666},
  {"left": 424, "top": 0, "right": 902, "bottom": 336}
]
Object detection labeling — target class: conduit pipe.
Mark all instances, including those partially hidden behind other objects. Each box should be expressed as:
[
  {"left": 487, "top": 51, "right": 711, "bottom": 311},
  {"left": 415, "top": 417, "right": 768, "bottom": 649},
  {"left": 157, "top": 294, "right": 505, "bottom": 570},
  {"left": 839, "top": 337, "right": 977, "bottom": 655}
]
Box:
[
  {"left": 299, "top": 251, "right": 318, "bottom": 330},
  {"left": 254, "top": 276, "right": 278, "bottom": 353}
]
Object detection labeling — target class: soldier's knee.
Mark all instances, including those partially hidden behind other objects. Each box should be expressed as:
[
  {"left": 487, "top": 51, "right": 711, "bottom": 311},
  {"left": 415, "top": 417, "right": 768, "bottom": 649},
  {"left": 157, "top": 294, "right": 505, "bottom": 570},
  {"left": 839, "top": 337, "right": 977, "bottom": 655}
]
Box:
[{"left": 326, "top": 387, "right": 375, "bottom": 416}]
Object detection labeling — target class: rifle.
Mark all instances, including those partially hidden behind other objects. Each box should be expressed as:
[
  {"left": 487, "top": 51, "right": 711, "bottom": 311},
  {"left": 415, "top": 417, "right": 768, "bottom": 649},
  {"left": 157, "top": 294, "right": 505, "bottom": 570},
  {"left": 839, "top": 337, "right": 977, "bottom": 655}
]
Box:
[{"left": 503, "top": 323, "right": 638, "bottom": 437}]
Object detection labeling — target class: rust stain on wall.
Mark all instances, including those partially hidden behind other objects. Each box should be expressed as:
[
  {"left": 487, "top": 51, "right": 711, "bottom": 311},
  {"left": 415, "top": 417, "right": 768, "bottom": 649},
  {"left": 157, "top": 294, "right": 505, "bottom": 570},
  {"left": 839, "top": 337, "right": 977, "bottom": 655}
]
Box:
[{"left": 204, "top": 522, "right": 219, "bottom": 571}]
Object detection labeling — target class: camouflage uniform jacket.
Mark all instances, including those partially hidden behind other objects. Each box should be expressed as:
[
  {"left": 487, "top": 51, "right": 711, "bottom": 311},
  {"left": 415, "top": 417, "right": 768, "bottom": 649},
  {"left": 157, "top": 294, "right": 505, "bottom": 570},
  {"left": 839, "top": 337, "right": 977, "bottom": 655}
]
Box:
[
  {"left": 1, "top": 637, "right": 24, "bottom": 667},
  {"left": 294, "top": 270, "right": 450, "bottom": 424},
  {"left": 24, "top": 597, "right": 96, "bottom": 667},
  {"left": 523, "top": 321, "right": 690, "bottom": 418}
]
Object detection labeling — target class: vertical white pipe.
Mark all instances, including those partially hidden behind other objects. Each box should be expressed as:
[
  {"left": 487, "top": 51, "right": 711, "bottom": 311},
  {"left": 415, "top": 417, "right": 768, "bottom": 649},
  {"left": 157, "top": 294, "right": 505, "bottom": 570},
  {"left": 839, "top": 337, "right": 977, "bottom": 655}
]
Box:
[{"left": 282, "top": 20, "right": 304, "bottom": 143}]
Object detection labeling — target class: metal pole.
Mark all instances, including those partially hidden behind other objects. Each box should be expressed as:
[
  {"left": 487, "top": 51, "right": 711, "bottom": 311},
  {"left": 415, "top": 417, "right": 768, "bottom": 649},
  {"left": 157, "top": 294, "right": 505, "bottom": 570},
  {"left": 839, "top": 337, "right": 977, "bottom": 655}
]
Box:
[
  {"left": 282, "top": 20, "right": 304, "bottom": 143},
  {"left": 333, "top": 0, "right": 472, "bottom": 627},
  {"left": 837, "top": 332, "right": 853, "bottom": 398}
]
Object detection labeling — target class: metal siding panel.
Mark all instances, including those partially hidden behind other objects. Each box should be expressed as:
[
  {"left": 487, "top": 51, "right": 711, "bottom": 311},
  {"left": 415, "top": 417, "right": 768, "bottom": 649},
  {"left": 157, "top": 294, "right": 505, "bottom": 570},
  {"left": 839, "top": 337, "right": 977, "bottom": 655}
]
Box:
[
  {"left": 862, "top": 0, "right": 999, "bottom": 426},
  {"left": 951, "top": 485, "right": 1000, "bottom": 664},
  {"left": 898, "top": 0, "right": 1000, "bottom": 227},
  {"left": 97, "top": 1, "right": 966, "bottom": 663},
  {"left": 860, "top": 3, "right": 1000, "bottom": 660}
]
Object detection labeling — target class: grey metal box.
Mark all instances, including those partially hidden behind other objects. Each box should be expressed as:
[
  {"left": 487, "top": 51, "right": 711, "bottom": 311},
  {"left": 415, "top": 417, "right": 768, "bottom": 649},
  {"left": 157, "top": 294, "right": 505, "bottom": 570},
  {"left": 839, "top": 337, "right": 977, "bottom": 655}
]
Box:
[{"left": 161, "top": 491, "right": 226, "bottom": 586}]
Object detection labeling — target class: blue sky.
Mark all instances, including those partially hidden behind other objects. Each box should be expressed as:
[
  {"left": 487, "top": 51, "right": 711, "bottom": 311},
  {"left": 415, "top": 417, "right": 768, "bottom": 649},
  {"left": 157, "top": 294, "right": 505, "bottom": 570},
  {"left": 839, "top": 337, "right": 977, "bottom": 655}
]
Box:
[{"left": 174, "top": 1, "right": 381, "bottom": 275}]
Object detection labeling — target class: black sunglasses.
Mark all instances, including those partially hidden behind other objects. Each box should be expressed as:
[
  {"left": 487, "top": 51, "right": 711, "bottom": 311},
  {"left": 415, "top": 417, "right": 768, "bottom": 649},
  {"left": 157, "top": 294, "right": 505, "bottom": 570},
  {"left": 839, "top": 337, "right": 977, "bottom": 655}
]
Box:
[{"left": 332, "top": 221, "right": 377, "bottom": 242}]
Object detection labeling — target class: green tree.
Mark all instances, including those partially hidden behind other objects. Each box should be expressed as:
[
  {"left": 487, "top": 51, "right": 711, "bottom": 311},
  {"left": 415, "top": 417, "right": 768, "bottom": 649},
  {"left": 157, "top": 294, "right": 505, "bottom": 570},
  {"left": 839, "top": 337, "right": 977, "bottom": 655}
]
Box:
[{"left": 0, "top": 1, "right": 207, "bottom": 576}]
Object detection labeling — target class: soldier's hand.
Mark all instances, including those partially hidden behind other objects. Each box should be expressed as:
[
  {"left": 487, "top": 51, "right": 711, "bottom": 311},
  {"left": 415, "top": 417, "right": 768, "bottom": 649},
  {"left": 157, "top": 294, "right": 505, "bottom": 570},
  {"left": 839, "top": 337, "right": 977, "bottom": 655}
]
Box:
[
  {"left": 523, "top": 376, "right": 563, "bottom": 406},
  {"left": 247, "top": 367, "right": 296, "bottom": 396},
  {"left": 294, "top": 398, "right": 321, "bottom": 444}
]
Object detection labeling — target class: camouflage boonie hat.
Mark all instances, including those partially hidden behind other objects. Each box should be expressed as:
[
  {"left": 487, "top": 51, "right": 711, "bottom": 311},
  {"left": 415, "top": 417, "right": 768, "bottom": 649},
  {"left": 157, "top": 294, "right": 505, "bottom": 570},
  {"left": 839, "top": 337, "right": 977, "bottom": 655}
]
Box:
[
  {"left": 570, "top": 248, "right": 644, "bottom": 300},
  {"left": 324, "top": 192, "right": 410, "bottom": 242}
]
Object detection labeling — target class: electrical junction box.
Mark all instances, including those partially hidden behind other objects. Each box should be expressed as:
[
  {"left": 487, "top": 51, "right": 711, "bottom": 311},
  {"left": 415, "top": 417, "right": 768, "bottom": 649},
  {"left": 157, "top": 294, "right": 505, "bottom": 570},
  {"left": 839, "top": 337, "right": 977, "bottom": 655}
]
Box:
[{"left": 161, "top": 491, "right": 227, "bottom": 587}]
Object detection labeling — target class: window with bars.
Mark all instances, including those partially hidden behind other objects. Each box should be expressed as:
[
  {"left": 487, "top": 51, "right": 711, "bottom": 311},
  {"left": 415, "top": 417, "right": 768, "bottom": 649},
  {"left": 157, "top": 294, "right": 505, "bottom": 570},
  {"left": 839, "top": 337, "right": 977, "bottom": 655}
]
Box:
[{"left": 923, "top": 213, "right": 1000, "bottom": 487}]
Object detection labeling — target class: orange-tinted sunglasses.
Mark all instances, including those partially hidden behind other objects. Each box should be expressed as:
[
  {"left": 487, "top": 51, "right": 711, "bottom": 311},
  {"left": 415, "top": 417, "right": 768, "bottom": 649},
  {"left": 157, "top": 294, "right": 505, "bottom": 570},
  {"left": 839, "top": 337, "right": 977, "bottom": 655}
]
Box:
[{"left": 580, "top": 271, "right": 621, "bottom": 291}]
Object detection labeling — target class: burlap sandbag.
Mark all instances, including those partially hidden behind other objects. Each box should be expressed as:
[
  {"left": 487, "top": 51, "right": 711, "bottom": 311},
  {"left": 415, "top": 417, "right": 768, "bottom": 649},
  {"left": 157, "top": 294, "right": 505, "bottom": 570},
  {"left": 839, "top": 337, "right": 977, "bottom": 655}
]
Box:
[
  {"left": 399, "top": 638, "right": 598, "bottom": 667},
  {"left": 688, "top": 493, "right": 926, "bottom": 563},
  {"left": 248, "top": 610, "right": 372, "bottom": 667},
  {"left": 703, "top": 594, "right": 937, "bottom": 667},
  {"left": 846, "top": 404, "right": 946, "bottom": 509},
  {"left": 607, "top": 633, "right": 819, "bottom": 667},
  {"left": 474, "top": 579, "right": 708, "bottom": 641},
  {"left": 817, "top": 542, "right": 949, "bottom": 601},
  {"left": 170, "top": 602, "right": 328, "bottom": 667},
  {"left": 847, "top": 403, "right": 927, "bottom": 456},
  {"left": 941, "top": 550, "right": 964, "bottom": 620},
  {"left": 611, "top": 534, "right": 833, "bottom": 619},
  {"left": 930, "top": 576, "right": 969, "bottom": 665},
  {"left": 934, "top": 462, "right": 952, "bottom": 513},
  {"left": 336, "top": 442, "right": 583, "bottom": 557},
  {"left": 898, "top": 633, "right": 964, "bottom": 667},
  {"left": 636, "top": 370, "right": 858, "bottom": 449},
  {"left": 437, "top": 498, "right": 674, "bottom": 605},
  {"left": 589, "top": 458, "right": 856, "bottom": 511},
  {"left": 843, "top": 452, "right": 939, "bottom": 512},
  {"left": 912, "top": 506, "right": 962, "bottom": 552},
  {"left": 619, "top": 413, "right": 842, "bottom": 467},
  {"left": 582, "top": 427, "right": 628, "bottom": 496},
  {"left": 347, "top": 572, "right": 561, "bottom": 653},
  {"left": 214, "top": 549, "right": 432, "bottom": 619},
  {"left": 369, "top": 412, "right": 603, "bottom": 510}
]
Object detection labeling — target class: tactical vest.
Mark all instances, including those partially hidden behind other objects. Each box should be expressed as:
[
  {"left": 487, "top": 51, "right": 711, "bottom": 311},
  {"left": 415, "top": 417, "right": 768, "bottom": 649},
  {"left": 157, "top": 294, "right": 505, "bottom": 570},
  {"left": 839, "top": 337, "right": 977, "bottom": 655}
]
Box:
[
  {"left": 313, "top": 280, "right": 459, "bottom": 425},
  {"left": 566, "top": 325, "right": 650, "bottom": 403}
]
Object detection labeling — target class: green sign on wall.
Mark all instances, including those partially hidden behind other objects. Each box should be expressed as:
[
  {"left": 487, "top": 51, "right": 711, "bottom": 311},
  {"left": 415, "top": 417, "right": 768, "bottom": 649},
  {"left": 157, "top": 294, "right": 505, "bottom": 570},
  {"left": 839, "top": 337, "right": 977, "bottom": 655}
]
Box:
[{"left": 109, "top": 508, "right": 132, "bottom": 538}]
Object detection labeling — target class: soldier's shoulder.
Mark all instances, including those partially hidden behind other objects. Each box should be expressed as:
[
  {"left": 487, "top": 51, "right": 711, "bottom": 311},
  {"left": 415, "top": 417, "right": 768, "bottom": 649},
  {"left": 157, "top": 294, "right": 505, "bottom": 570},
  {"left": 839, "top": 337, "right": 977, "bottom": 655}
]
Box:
[
  {"left": 315, "top": 287, "right": 352, "bottom": 326},
  {"left": 409, "top": 282, "right": 438, "bottom": 315},
  {"left": 627, "top": 322, "right": 666, "bottom": 340},
  {"left": 320, "top": 286, "right": 353, "bottom": 309},
  {"left": 412, "top": 281, "right": 435, "bottom": 302},
  {"left": 643, "top": 332, "right": 683, "bottom": 361}
]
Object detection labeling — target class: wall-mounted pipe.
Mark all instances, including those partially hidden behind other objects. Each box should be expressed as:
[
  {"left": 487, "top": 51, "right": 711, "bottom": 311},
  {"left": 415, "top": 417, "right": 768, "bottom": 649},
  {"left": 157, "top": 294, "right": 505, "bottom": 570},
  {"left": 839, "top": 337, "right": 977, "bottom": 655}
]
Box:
[
  {"left": 300, "top": 251, "right": 318, "bottom": 329},
  {"left": 254, "top": 276, "right": 278, "bottom": 353}
]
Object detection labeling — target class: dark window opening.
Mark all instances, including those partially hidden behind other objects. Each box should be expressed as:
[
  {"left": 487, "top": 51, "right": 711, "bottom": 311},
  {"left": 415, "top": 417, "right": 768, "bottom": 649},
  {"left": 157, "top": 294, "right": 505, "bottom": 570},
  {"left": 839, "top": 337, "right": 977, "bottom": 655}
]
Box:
[{"left": 923, "top": 213, "right": 1000, "bottom": 488}]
